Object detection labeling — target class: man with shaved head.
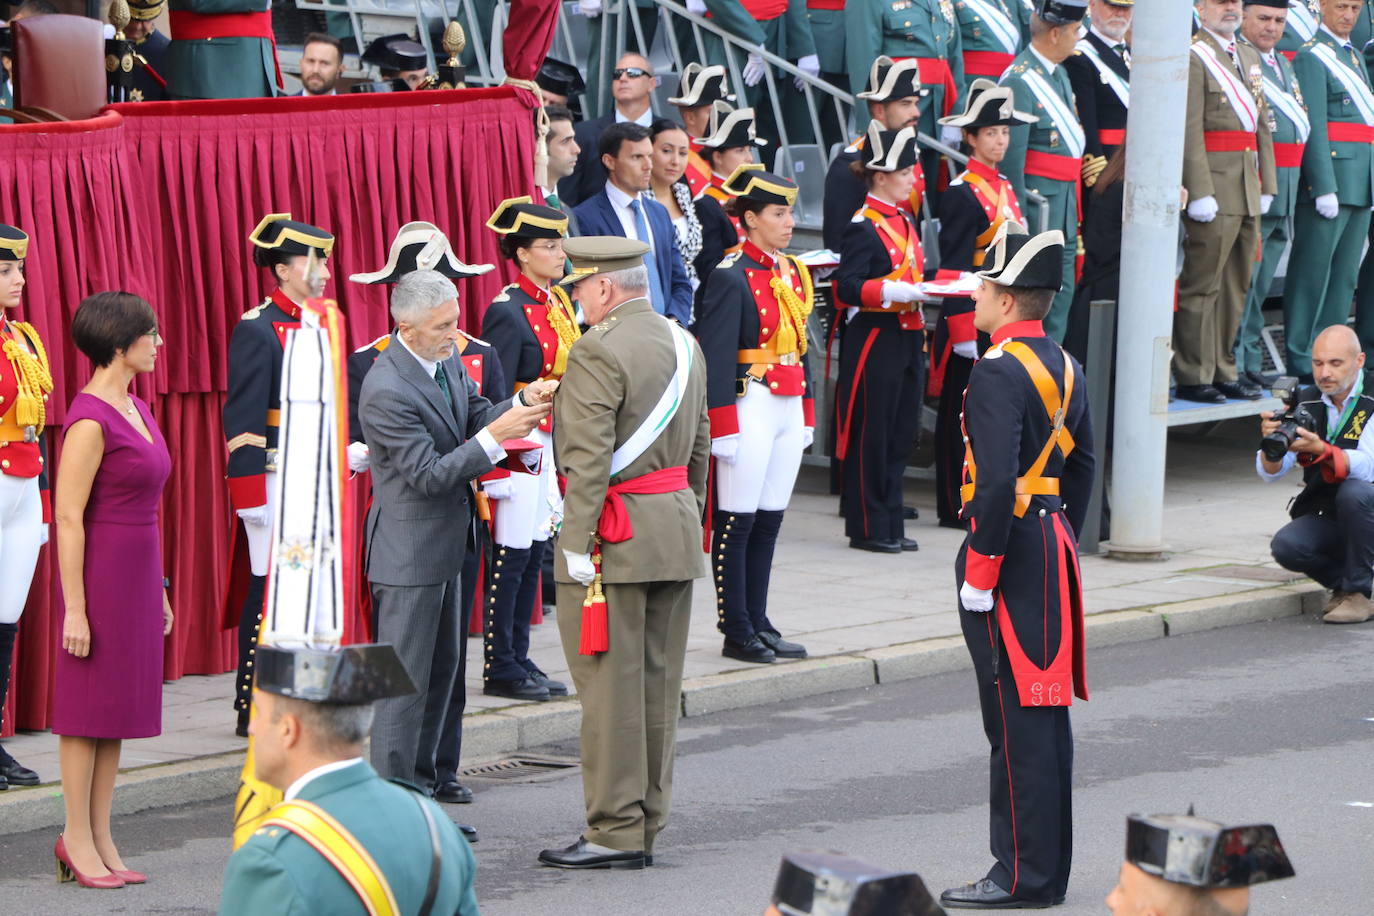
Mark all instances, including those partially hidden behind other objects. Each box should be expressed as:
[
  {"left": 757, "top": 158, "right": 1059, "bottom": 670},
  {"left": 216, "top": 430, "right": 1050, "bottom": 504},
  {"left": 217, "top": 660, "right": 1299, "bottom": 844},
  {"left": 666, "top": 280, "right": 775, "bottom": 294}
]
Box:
[
  {"left": 560, "top": 52, "right": 658, "bottom": 207},
  {"left": 1260, "top": 324, "right": 1374, "bottom": 623}
]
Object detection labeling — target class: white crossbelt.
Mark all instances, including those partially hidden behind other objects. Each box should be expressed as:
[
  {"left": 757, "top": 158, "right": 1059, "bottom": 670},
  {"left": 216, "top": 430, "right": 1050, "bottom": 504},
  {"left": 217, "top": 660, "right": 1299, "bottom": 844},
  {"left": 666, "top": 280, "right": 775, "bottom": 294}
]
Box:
[
  {"left": 1311, "top": 42, "right": 1374, "bottom": 126},
  {"left": 609, "top": 321, "right": 694, "bottom": 476},
  {"left": 1262, "top": 69, "right": 1311, "bottom": 143},
  {"left": 1190, "top": 41, "right": 1259, "bottom": 133},
  {"left": 963, "top": 0, "right": 1020, "bottom": 54},
  {"left": 1287, "top": 1, "right": 1317, "bottom": 41},
  {"left": 1019, "top": 70, "right": 1086, "bottom": 157},
  {"left": 1075, "top": 39, "right": 1129, "bottom": 107}
]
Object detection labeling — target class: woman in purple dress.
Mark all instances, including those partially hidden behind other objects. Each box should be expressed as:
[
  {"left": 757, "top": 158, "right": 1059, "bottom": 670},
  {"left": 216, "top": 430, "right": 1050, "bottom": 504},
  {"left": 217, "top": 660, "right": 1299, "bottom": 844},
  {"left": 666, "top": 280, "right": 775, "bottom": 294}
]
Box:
[{"left": 52, "top": 291, "right": 172, "bottom": 889}]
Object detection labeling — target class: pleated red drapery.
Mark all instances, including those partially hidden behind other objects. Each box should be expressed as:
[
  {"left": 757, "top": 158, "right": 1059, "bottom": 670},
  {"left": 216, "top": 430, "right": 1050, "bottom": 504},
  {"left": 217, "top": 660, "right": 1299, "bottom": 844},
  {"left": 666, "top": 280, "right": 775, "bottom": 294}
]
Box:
[{"left": 1, "top": 87, "right": 537, "bottom": 734}]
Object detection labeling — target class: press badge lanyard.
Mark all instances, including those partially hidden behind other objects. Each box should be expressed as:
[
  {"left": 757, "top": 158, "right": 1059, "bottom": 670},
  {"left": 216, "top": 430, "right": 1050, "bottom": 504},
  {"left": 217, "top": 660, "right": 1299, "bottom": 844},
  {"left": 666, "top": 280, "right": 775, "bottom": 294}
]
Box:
[{"left": 1328, "top": 373, "right": 1364, "bottom": 440}]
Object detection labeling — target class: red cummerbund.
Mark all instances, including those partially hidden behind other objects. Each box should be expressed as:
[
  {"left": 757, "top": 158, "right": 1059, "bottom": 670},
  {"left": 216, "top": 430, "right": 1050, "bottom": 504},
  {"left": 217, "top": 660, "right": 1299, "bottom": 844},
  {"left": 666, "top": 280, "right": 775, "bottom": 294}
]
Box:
[
  {"left": 806, "top": 0, "right": 845, "bottom": 8},
  {"left": 1098, "top": 128, "right": 1126, "bottom": 146},
  {"left": 1273, "top": 141, "right": 1304, "bottom": 168},
  {"left": 741, "top": 0, "right": 789, "bottom": 19},
  {"left": 964, "top": 50, "right": 1015, "bottom": 77},
  {"left": 1329, "top": 121, "right": 1374, "bottom": 143},
  {"left": 169, "top": 9, "right": 273, "bottom": 40},
  {"left": 1204, "top": 130, "right": 1257, "bottom": 152},
  {"left": 1025, "top": 149, "right": 1080, "bottom": 182}
]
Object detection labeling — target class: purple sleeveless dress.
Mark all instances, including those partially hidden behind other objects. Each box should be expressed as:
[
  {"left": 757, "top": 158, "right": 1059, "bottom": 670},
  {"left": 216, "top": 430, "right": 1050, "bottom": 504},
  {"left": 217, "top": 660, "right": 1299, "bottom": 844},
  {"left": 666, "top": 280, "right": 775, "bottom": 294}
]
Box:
[{"left": 52, "top": 393, "right": 172, "bottom": 739}]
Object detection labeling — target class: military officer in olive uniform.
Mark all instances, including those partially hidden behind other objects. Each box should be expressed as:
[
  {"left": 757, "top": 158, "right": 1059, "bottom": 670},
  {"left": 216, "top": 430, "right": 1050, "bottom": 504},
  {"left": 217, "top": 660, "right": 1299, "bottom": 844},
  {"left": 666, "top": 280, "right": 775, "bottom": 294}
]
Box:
[
  {"left": 998, "top": 0, "right": 1088, "bottom": 341},
  {"left": 1238, "top": 0, "right": 1309, "bottom": 389},
  {"left": 1064, "top": 0, "right": 1133, "bottom": 162},
  {"left": 1282, "top": 0, "right": 1374, "bottom": 380},
  {"left": 956, "top": 0, "right": 1030, "bottom": 83},
  {"left": 165, "top": 0, "right": 278, "bottom": 99},
  {"left": 1176, "top": 0, "right": 1277, "bottom": 403},
  {"left": 218, "top": 644, "right": 479, "bottom": 915},
  {"left": 539, "top": 238, "right": 709, "bottom": 870}
]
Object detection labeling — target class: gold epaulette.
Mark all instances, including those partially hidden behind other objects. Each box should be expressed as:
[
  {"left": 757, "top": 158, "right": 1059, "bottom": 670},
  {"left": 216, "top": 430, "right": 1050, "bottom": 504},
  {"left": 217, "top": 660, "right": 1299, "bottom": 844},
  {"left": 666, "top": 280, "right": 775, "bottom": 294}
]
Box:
[
  {"left": 717, "top": 251, "right": 743, "bottom": 269},
  {"left": 241, "top": 302, "right": 267, "bottom": 320},
  {"left": 354, "top": 334, "right": 390, "bottom": 353}
]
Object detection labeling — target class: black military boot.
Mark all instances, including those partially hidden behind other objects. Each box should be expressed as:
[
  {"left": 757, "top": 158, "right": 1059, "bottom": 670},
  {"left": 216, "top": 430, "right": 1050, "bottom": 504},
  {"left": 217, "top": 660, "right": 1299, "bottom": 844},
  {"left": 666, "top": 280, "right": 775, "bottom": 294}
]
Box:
[
  {"left": 713, "top": 511, "right": 773, "bottom": 663},
  {"left": 483, "top": 545, "right": 549, "bottom": 701},
  {"left": 746, "top": 510, "right": 807, "bottom": 659},
  {"left": 0, "top": 621, "right": 38, "bottom": 787},
  {"left": 234, "top": 574, "right": 267, "bottom": 737}
]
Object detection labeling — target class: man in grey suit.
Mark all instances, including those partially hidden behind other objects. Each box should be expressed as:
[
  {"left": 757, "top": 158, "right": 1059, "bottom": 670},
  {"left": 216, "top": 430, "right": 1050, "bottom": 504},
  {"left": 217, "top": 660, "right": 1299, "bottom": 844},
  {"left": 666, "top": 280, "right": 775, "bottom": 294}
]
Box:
[{"left": 359, "top": 270, "right": 555, "bottom": 811}]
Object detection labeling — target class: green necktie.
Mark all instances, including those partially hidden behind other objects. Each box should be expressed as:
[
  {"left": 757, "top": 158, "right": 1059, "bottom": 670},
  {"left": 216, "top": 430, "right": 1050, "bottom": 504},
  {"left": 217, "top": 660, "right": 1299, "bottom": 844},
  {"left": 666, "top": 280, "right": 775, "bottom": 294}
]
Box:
[
  {"left": 547, "top": 190, "right": 562, "bottom": 211},
  {"left": 434, "top": 362, "right": 451, "bottom": 400}
]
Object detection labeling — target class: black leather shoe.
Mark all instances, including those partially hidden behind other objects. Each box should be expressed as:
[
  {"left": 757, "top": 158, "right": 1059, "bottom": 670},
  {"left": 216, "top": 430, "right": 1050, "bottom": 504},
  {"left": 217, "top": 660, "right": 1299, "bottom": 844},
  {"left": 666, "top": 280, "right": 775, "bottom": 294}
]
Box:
[
  {"left": 538, "top": 838, "right": 645, "bottom": 870},
  {"left": 1216, "top": 379, "right": 1262, "bottom": 401},
  {"left": 722, "top": 636, "right": 776, "bottom": 663},
  {"left": 484, "top": 677, "right": 551, "bottom": 702},
  {"left": 457, "top": 823, "right": 479, "bottom": 844},
  {"left": 434, "top": 780, "right": 473, "bottom": 804},
  {"left": 524, "top": 664, "right": 568, "bottom": 697},
  {"left": 757, "top": 629, "right": 808, "bottom": 659},
  {"left": 899, "top": 537, "right": 919, "bottom": 552},
  {"left": 903, "top": 505, "right": 920, "bottom": 520},
  {"left": 0, "top": 758, "right": 38, "bottom": 787},
  {"left": 1246, "top": 370, "right": 1278, "bottom": 389},
  {"left": 1175, "top": 384, "right": 1226, "bottom": 404},
  {"left": 849, "top": 538, "right": 902, "bottom": 553},
  {"left": 645, "top": 854, "right": 655, "bottom": 866},
  {"left": 0, "top": 772, "right": 7, "bottom": 791},
  {"left": 941, "top": 878, "right": 1056, "bottom": 909}
]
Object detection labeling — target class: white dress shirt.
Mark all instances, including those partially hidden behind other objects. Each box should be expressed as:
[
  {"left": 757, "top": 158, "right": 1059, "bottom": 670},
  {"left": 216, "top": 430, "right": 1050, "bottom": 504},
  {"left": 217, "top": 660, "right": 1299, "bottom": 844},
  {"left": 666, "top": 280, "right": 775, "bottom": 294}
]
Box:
[
  {"left": 604, "top": 180, "right": 657, "bottom": 256},
  {"left": 614, "top": 106, "right": 654, "bottom": 127},
  {"left": 1321, "top": 23, "right": 1357, "bottom": 51},
  {"left": 284, "top": 757, "right": 363, "bottom": 801},
  {"left": 1029, "top": 43, "right": 1060, "bottom": 74},
  {"left": 1256, "top": 384, "right": 1374, "bottom": 482},
  {"left": 396, "top": 333, "right": 505, "bottom": 463}
]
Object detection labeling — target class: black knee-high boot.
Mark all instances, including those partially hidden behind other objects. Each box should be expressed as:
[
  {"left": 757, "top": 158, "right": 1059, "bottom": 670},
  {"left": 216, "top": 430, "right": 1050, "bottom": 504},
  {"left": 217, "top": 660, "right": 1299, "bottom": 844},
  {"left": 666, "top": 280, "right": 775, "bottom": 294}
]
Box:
[
  {"left": 0, "top": 621, "right": 38, "bottom": 786},
  {"left": 746, "top": 511, "right": 807, "bottom": 659},
  {"left": 234, "top": 574, "right": 266, "bottom": 736},
  {"left": 713, "top": 511, "right": 773, "bottom": 662}
]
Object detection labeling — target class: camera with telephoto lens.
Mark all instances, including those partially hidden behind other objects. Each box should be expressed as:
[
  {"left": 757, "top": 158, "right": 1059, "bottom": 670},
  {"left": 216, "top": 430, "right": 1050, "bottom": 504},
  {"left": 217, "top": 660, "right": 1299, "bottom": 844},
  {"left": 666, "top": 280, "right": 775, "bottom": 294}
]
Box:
[{"left": 1260, "top": 376, "right": 1319, "bottom": 462}]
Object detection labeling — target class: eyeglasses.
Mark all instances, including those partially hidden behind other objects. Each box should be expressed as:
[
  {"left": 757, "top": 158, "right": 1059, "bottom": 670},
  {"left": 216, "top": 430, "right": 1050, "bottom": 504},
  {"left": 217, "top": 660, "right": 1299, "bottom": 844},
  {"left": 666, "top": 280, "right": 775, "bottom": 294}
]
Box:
[
  {"left": 528, "top": 241, "right": 564, "bottom": 252},
  {"left": 613, "top": 67, "right": 651, "bottom": 80}
]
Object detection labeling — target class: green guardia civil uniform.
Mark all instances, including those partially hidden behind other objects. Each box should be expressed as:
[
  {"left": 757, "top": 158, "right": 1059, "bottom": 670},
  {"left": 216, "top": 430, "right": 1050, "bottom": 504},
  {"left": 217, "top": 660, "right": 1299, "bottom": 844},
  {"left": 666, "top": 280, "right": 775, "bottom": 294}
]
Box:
[
  {"left": 846, "top": 0, "right": 965, "bottom": 142},
  {"left": 1282, "top": 28, "right": 1374, "bottom": 377},
  {"left": 999, "top": 46, "right": 1081, "bottom": 340},
  {"left": 1275, "top": 0, "right": 1319, "bottom": 58},
  {"left": 164, "top": 0, "right": 277, "bottom": 99},
  {"left": 220, "top": 760, "right": 479, "bottom": 916},
  {"left": 955, "top": 0, "right": 1030, "bottom": 83},
  {"left": 1237, "top": 46, "right": 1308, "bottom": 378}
]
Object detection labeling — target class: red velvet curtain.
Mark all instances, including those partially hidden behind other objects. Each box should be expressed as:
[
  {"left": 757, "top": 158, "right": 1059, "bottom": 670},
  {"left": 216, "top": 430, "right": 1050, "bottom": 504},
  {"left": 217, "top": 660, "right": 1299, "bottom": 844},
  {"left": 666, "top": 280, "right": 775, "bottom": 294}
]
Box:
[
  {"left": 505, "top": 0, "right": 564, "bottom": 86},
  {"left": 1, "top": 87, "right": 536, "bottom": 733}
]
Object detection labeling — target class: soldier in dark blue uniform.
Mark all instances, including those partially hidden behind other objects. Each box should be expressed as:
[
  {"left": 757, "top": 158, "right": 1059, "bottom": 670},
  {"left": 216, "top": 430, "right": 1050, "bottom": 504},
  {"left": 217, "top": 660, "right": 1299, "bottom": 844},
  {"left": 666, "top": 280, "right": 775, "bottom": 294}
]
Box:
[
  {"left": 348, "top": 221, "right": 496, "bottom": 817},
  {"left": 833, "top": 121, "right": 927, "bottom": 553},
  {"left": 1063, "top": 0, "right": 1133, "bottom": 164},
  {"left": 695, "top": 170, "right": 815, "bottom": 664},
  {"left": 479, "top": 198, "right": 578, "bottom": 703},
  {"left": 942, "top": 224, "right": 1094, "bottom": 910},
  {"left": 126, "top": 0, "right": 171, "bottom": 102},
  {"left": 225, "top": 214, "right": 334, "bottom": 737}
]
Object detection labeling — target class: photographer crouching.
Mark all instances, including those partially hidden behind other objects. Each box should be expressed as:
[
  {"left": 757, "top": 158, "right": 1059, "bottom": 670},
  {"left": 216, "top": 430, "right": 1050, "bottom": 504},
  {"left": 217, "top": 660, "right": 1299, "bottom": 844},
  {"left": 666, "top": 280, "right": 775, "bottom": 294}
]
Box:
[{"left": 1259, "top": 325, "right": 1374, "bottom": 625}]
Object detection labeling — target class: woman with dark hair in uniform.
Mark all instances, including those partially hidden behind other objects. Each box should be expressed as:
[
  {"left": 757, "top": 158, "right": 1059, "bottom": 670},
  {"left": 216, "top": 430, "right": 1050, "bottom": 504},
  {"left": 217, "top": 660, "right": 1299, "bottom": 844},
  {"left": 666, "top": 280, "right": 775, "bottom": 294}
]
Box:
[
  {"left": 695, "top": 168, "right": 814, "bottom": 664},
  {"left": 693, "top": 101, "right": 767, "bottom": 292},
  {"left": 833, "top": 121, "right": 927, "bottom": 554},
  {"left": 930, "top": 79, "right": 1035, "bottom": 528}
]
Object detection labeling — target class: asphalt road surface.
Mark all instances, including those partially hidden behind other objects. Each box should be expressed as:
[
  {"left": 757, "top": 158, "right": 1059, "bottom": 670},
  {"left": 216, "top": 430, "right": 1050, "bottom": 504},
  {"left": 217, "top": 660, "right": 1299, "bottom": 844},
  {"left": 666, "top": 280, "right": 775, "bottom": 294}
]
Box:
[{"left": 2, "top": 614, "right": 1370, "bottom": 915}]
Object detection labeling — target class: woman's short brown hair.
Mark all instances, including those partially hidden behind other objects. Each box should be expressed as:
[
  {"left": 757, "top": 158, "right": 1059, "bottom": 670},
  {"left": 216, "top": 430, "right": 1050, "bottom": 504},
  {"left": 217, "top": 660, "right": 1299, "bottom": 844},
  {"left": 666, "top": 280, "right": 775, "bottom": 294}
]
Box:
[{"left": 71, "top": 291, "right": 157, "bottom": 368}]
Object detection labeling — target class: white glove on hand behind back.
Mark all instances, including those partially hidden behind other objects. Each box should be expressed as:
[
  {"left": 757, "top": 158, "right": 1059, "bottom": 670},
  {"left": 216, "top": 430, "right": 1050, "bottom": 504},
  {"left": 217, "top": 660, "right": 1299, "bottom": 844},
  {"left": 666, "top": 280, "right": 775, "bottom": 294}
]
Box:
[
  {"left": 236, "top": 505, "right": 271, "bottom": 528},
  {"left": 711, "top": 434, "right": 740, "bottom": 465},
  {"left": 564, "top": 550, "right": 596, "bottom": 586},
  {"left": 1259, "top": 194, "right": 1273, "bottom": 215},
  {"left": 952, "top": 339, "right": 979, "bottom": 360},
  {"left": 346, "top": 441, "right": 370, "bottom": 473},
  {"left": 959, "top": 581, "right": 995, "bottom": 613},
  {"left": 482, "top": 477, "right": 513, "bottom": 501},
  {"left": 1185, "top": 195, "right": 1218, "bottom": 223}
]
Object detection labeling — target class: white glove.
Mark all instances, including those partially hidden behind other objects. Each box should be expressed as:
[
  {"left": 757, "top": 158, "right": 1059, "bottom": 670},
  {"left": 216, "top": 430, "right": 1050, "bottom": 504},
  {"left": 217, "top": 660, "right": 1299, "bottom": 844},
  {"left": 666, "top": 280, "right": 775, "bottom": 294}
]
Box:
[
  {"left": 576, "top": 0, "right": 601, "bottom": 15},
  {"left": 1315, "top": 192, "right": 1340, "bottom": 220},
  {"left": 941, "top": 124, "right": 965, "bottom": 148},
  {"left": 960, "top": 581, "right": 995, "bottom": 613},
  {"left": 711, "top": 434, "right": 740, "bottom": 464},
  {"left": 801, "top": 426, "right": 815, "bottom": 449},
  {"left": 346, "top": 441, "right": 370, "bottom": 473},
  {"left": 794, "top": 53, "right": 820, "bottom": 90},
  {"left": 38, "top": 524, "right": 48, "bottom": 547},
  {"left": 686, "top": 0, "right": 707, "bottom": 13},
  {"left": 1259, "top": 194, "right": 1273, "bottom": 215},
  {"left": 482, "top": 476, "right": 513, "bottom": 501},
  {"left": 952, "top": 339, "right": 979, "bottom": 360},
  {"left": 1185, "top": 195, "right": 1218, "bottom": 223},
  {"left": 564, "top": 549, "right": 596, "bottom": 586},
  {"left": 743, "top": 52, "right": 766, "bottom": 87},
  {"left": 237, "top": 504, "right": 271, "bottom": 528},
  {"left": 881, "top": 280, "right": 924, "bottom": 304}
]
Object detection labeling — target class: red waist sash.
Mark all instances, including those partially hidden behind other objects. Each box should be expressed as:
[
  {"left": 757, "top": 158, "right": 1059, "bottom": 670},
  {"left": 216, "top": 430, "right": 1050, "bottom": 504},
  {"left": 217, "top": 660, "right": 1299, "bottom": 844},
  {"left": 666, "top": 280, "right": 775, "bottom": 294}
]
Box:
[
  {"left": 805, "top": 0, "right": 845, "bottom": 7},
  {"left": 964, "top": 50, "right": 1014, "bottom": 78},
  {"left": 894, "top": 56, "right": 957, "bottom": 115},
  {"left": 1273, "top": 141, "right": 1304, "bottom": 168},
  {"left": 1204, "top": 130, "right": 1257, "bottom": 152},
  {"left": 169, "top": 9, "right": 273, "bottom": 39},
  {"left": 1329, "top": 122, "right": 1374, "bottom": 143},
  {"left": 1024, "top": 149, "right": 1080, "bottom": 182},
  {"left": 1098, "top": 128, "right": 1126, "bottom": 147}
]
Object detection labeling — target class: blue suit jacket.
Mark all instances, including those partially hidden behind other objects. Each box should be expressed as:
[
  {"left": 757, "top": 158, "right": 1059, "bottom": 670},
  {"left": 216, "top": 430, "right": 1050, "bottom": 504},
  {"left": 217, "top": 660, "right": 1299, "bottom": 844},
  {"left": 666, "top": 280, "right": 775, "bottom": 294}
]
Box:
[{"left": 573, "top": 189, "right": 693, "bottom": 326}]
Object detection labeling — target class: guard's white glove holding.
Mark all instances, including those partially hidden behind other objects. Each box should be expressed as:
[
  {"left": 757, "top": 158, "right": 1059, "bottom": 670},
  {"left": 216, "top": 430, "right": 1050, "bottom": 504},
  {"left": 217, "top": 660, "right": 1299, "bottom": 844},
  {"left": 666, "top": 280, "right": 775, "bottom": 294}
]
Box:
[
  {"left": 1315, "top": 192, "right": 1340, "bottom": 220},
  {"left": 38, "top": 524, "right": 49, "bottom": 547},
  {"left": 743, "top": 52, "right": 767, "bottom": 87},
  {"left": 794, "top": 53, "right": 820, "bottom": 90},
  {"left": 882, "top": 280, "right": 924, "bottom": 304},
  {"left": 482, "top": 476, "right": 514, "bottom": 501},
  {"left": 564, "top": 549, "right": 596, "bottom": 586},
  {"left": 236, "top": 504, "right": 271, "bottom": 528},
  {"left": 941, "top": 124, "right": 965, "bottom": 148},
  {"left": 1185, "top": 195, "right": 1218, "bottom": 223},
  {"left": 686, "top": 0, "right": 707, "bottom": 12},
  {"left": 960, "top": 581, "right": 995, "bottom": 613},
  {"left": 346, "top": 441, "right": 370, "bottom": 473},
  {"left": 801, "top": 426, "right": 815, "bottom": 449},
  {"left": 1259, "top": 194, "right": 1273, "bottom": 215},
  {"left": 711, "top": 434, "right": 740, "bottom": 464},
  {"left": 576, "top": 0, "right": 601, "bottom": 15},
  {"left": 952, "top": 339, "right": 979, "bottom": 360}
]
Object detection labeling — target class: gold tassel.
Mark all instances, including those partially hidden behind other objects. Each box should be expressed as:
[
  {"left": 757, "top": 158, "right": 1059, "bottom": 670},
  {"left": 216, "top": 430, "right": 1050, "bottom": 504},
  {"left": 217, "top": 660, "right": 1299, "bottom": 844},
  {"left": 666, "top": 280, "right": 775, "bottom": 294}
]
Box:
[{"left": 3, "top": 322, "right": 53, "bottom": 435}]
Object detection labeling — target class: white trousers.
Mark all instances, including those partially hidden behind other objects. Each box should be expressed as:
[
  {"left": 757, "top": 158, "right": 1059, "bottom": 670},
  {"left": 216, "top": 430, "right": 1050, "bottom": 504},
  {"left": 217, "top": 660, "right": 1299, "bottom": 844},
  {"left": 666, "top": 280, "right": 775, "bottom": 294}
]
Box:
[
  {"left": 715, "top": 384, "right": 805, "bottom": 513},
  {"left": 0, "top": 474, "right": 41, "bottom": 625},
  {"left": 243, "top": 470, "right": 280, "bottom": 577},
  {"left": 493, "top": 428, "right": 558, "bottom": 549}
]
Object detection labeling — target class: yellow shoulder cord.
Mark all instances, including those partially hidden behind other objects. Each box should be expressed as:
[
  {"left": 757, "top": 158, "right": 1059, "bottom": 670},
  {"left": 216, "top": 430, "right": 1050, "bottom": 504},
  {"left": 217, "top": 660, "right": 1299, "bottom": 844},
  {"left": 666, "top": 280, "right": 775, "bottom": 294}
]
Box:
[
  {"left": 768, "top": 256, "right": 814, "bottom": 357},
  {"left": 259, "top": 799, "right": 399, "bottom": 916},
  {"left": 3, "top": 321, "right": 53, "bottom": 436},
  {"left": 546, "top": 285, "right": 582, "bottom": 377}
]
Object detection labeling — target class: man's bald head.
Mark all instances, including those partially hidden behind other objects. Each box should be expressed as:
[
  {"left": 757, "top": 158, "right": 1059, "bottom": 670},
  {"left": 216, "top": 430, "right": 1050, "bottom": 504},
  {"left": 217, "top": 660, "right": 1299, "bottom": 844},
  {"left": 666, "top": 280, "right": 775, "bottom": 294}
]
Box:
[
  {"left": 611, "top": 52, "right": 655, "bottom": 110},
  {"left": 1313, "top": 323, "right": 1361, "bottom": 359},
  {"left": 1311, "top": 324, "right": 1365, "bottom": 399},
  {"left": 1106, "top": 862, "right": 1250, "bottom": 916},
  {"left": 615, "top": 52, "right": 653, "bottom": 73}
]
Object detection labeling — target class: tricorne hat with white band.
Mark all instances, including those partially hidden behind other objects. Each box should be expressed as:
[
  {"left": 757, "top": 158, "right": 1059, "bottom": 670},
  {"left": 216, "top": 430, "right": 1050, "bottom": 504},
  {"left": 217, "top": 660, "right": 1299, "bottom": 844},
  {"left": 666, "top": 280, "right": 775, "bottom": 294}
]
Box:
[{"left": 976, "top": 222, "right": 1065, "bottom": 291}]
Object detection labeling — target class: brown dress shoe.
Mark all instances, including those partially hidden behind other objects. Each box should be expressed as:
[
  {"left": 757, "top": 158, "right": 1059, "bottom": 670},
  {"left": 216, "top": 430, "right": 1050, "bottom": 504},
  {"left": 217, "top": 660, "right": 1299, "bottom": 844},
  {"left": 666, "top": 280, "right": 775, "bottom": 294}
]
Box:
[
  {"left": 1321, "top": 590, "right": 1353, "bottom": 616},
  {"left": 1323, "top": 592, "right": 1372, "bottom": 624}
]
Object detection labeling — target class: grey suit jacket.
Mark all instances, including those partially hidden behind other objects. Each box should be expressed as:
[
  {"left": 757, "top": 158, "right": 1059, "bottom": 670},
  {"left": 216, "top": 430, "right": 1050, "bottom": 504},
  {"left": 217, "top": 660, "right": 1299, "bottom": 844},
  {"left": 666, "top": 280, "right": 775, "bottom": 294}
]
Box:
[{"left": 359, "top": 334, "right": 512, "bottom": 587}]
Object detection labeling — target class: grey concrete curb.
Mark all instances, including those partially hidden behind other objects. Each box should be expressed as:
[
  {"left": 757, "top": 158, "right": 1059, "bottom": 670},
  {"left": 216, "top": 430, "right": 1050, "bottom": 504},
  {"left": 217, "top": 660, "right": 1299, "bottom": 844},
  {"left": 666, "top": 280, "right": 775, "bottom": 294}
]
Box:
[{"left": 0, "top": 581, "right": 1324, "bottom": 837}]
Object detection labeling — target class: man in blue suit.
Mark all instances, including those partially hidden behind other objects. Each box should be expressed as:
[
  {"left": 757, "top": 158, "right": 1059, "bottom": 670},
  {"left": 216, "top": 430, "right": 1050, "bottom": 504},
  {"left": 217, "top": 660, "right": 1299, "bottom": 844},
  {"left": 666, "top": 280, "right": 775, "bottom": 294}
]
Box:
[{"left": 573, "top": 122, "right": 694, "bottom": 325}]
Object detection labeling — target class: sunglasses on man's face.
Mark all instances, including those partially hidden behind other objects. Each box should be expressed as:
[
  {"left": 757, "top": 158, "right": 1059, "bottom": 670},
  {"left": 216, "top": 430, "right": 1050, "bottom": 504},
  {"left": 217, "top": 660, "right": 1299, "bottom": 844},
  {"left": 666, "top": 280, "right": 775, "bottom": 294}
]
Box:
[{"left": 613, "top": 67, "right": 651, "bottom": 79}]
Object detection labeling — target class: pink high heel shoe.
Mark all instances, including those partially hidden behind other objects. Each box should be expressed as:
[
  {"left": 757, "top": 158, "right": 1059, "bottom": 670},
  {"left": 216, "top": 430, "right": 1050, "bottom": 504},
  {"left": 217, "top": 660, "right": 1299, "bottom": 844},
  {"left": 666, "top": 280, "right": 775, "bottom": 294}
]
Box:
[{"left": 54, "top": 835, "right": 125, "bottom": 889}]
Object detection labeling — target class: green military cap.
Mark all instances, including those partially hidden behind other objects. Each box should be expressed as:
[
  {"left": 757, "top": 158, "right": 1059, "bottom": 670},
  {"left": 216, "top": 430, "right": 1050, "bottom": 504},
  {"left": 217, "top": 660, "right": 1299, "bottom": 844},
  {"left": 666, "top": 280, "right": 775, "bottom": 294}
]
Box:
[
  {"left": 559, "top": 236, "right": 651, "bottom": 286},
  {"left": 255, "top": 643, "right": 416, "bottom": 704},
  {"left": 0, "top": 224, "right": 29, "bottom": 261}
]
